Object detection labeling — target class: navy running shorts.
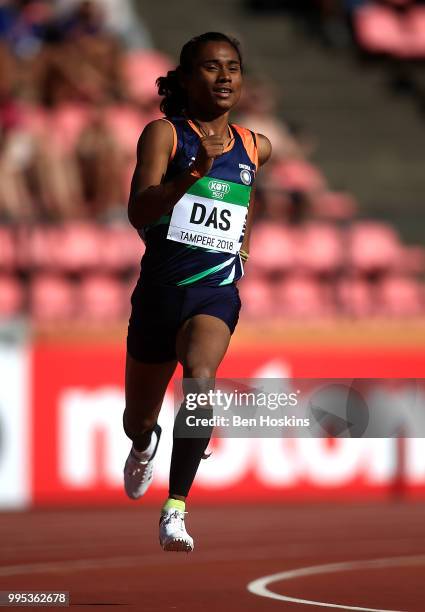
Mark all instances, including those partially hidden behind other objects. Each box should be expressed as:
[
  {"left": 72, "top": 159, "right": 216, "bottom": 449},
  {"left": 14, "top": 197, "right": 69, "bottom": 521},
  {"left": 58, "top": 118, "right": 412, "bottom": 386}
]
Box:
[{"left": 127, "top": 279, "right": 242, "bottom": 363}]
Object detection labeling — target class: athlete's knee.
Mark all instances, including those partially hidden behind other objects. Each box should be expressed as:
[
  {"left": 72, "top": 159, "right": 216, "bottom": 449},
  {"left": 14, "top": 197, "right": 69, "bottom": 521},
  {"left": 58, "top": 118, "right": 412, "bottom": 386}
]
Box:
[
  {"left": 183, "top": 364, "right": 216, "bottom": 396},
  {"left": 184, "top": 364, "right": 216, "bottom": 380},
  {"left": 183, "top": 363, "right": 216, "bottom": 385},
  {"left": 123, "top": 407, "right": 157, "bottom": 438}
]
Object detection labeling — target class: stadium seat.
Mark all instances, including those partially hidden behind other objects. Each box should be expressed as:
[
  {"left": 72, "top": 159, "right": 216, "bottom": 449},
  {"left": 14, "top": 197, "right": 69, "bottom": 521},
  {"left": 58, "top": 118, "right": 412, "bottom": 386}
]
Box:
[
  {"left": 349, "top": 222, "right": 402, "bottom": 275},
  {"left": 399, "top": 246, "right": 425, "bottom": 275},
  {"left": 248, "top": 222, "right": 297, "bottom": 275},
  {"left": 29, "top": 274, "right": 76, "bottom": 321},
  {"left": 238, "top": 277, "right": 274, "bottom": 318},
  {"left": 24, "top": 225, "right": 63, "bottom": 270},
  {"left": 49, "top": 104, "right": 89, "bottom": 153},
  {"left": 406, "top": 6, "right": 425, "bottom": 57},
  {"left": 274, "top": 276, "right": 333, "bottom": 317},
  {"left": 355, "top": 5, "right": 407, "bottom": 56},
  {"left": 99, "top": 225, "right": 143, "bottom": 271},
  {"left": 21, "top": 105, "right": 48, "bottom": 138},
  {"left": 123, "top": 51, "right": 173, "bottom": 104},
  {"left": 297, "top": 223, "right": 344, "bottom": 275},
  {"left": 56, "top": 222, "right": 102, "bottom": 272},
  {"left": 269, "top": 159, "right": 327, "bottom": 193},
  {"left": 0, "top": 275, "right": 24, "bottom": 318},
  {"left": 379, "top": 276, "right": 424, "bottom": 316},
  {"left": 100, "top": 225, "right": 144, "bottom": 272},
  {"left": 312, "top": 191, "right": 357, "bottom": 220},
  {"left": 78, "top": 274, "right": 125, "bottom": 322},
  {"left": 105, "top": 106, "right": 146, "bottom": 157},
  {"left": 22, "top": 104, "right": 88, "bottom": 153},
  {"left": 337, "top": 277, "right": 374, "bottom": 318},
  {"left": 0, "top": 226, "right": 16, "bottom": 271}
]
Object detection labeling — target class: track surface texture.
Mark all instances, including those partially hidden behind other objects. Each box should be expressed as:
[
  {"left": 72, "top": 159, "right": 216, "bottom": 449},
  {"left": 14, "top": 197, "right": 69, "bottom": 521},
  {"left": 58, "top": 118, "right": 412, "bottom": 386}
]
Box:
[{"left": 0, "top": 502, "right": 424, "bottom": 611}]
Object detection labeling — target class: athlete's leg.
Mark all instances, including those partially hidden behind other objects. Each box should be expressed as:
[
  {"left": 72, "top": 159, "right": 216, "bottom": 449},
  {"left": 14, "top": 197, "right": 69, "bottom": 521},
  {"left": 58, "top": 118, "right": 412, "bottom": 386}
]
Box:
[
  {"left": 169, "top": 314, "right": 231, "bottom": 501},
  {"left": 123, "top": 352, "right": 177, "bottom": 451}
]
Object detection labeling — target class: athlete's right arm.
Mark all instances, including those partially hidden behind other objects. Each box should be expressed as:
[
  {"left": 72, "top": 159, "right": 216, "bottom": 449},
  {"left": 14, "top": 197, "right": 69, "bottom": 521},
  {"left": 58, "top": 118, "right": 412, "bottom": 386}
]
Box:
[{"left": 128, "top": 120, "right": 224, "bottom": 228}]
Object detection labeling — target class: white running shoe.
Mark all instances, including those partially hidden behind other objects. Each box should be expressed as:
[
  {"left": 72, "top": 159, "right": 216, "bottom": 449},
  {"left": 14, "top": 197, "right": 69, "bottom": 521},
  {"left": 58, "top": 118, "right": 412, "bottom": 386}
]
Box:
[
  {"left": 123, "top": 425, "right": 161, "bottom": 500},
  {"left": 159, "top": 508, "right": 194, "bottom": 553}
]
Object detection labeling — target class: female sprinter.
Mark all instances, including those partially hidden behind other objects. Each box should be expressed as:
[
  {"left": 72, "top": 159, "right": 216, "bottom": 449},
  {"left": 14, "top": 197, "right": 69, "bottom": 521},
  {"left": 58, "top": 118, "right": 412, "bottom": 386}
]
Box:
[{"left": 123, "top": 32, "right": 271, "bottom": 552}]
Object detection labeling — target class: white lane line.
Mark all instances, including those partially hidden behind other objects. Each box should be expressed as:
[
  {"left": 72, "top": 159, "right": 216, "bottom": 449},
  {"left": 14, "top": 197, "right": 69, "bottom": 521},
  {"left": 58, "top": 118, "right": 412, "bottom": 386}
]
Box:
[{"left": 247, "top": 554, "right": 425, "bottom": 612}]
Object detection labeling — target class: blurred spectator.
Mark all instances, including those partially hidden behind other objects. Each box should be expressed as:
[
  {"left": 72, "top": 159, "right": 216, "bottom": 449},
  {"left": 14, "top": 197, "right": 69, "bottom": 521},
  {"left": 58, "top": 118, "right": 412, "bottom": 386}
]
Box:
[
  {"left": 235, "top": 77, "right": 308, "bottom": 160},
  {"left": 76, "top": 105, "right": 127, "bottom": 219},
  {"left": 0, "top": 43, "right": 35, "bottom": 221},
  {"left": 0, "top": 106, "right": 34, "bottom": 221},
  {"left": 34, "top": 4, "right": 125, "bottom": 105},
  {"left": 0, "top": 0, "right": 57, "bottom": 59},
  {"left": 54, "top": 0, "right": 153, "bottom": 49}
]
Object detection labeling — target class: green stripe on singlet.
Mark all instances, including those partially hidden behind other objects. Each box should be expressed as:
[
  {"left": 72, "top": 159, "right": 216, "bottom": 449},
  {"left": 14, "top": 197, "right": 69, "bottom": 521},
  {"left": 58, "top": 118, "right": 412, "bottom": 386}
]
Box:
[
  {"left": 187, "top": 177, "right": 250, "bottom": 206},
  {"left": 176, "top": 257, "right": 234, "bottom": 286}
]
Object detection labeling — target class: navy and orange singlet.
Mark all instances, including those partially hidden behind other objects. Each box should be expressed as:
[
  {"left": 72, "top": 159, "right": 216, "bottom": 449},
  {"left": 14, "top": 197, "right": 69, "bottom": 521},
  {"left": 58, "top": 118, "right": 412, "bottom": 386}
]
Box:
[{"left": 138, "top": 117, "right": 258, "bottom": 287}]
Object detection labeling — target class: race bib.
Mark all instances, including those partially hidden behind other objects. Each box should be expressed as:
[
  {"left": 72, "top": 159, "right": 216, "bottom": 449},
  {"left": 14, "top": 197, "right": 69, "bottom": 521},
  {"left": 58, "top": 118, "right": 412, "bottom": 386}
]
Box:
[{"left": 166, "top": 177, "right": 250, "bottom": 254}]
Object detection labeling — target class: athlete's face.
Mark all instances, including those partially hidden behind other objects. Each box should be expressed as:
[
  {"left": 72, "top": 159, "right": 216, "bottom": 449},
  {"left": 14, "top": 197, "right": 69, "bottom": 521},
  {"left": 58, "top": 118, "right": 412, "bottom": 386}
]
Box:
[{"left": 184, "top": 41, "right": 243, "bottom": 115}]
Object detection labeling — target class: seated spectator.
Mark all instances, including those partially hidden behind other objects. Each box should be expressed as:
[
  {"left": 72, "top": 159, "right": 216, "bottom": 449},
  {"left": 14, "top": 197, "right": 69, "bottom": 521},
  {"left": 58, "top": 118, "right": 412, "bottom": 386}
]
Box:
[
  {"left": 0, "top": 45, "right": 36, "bottom": 221},
  {"left": 0, "top": 104, "right": 34, "bottom": 222},
  {"left": 76, "top": 104, "right": 127, "bottom": 219},
  {"left": 235, "top": 77, "right": 307, "bottom": 160},
  {"left": 54, "top": 0, "right": 153, "bottom": 49},
  {"left": 0, "top": 0, "right": 58, "bottom": 59}
]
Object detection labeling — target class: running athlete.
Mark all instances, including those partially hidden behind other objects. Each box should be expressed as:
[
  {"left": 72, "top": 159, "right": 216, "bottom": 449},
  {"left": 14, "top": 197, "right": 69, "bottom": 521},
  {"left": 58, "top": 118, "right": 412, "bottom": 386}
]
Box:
[{"left": 123, "top": 32, "right": 272, "bottom": 552}]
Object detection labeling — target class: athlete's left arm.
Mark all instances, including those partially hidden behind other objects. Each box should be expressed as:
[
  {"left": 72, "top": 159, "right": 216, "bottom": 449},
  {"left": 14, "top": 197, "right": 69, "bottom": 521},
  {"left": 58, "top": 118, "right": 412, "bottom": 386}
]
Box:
[{"left": 240, "top": 134, "right": 272, "bottom": 255}]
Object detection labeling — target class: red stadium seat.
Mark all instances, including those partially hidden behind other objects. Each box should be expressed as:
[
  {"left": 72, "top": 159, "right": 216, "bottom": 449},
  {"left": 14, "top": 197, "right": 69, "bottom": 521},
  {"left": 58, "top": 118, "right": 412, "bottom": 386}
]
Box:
[
  {"left": 105, "top": 106, "right": 146, "bottom": 157},
  {"left": 349, "top": 222, "right": 402, "bottom": 275},
  {"left": 56, "top": 222, "right": 102, "bottom": 272},
  {"left": 238, "top": 277, "right": 274, "bottom": 318},
  {"left": 406, "top": 6, "right": 425, "bottom": 57},
  {"left": 22, "top": 104, "right": 88, "bottom": 152},
  {"left": 274, "top": 276, "right": 334, "bottom": 318},
  {"left": 49, "top": 104, "right": 89, "bottom": 153},
  {"left": 379, "top": 276, "right": 424, "bottom": 316},
  {"left": 399, "top": 246, "right": 425, "bottom": 275},
  {"left": 21, "top": 105, "right": 48, "bottom": 138},
  {"left": 0, "top": 226, "right": 16, "bottom": 271},
  {"left": 355, "top": 5, "right": 407, "bottom": 56},
  {"left": 269, "top": 160, "right": 327, "bottom": 193},
  {"left": 20, "top": 223, "right": 143, "bottom": 275},
  {"left": 29, "top": 274, "right": 76, "bottom": 321},
  {"left": 99, "top": 225, "right": 144, "bottom": 272},
  {"left": 124, "top": 51, "right": 173, "bottom": 104},
  {"left": 312, "top": 191, "right": 357, "bottom": 220},
  {"left": 0, "top": 275, "right": 24, "bottom": 318},
  {"left": 337, "top": 277, "right": 374, "bottom": 318},
  {"left": 297, "top": 223, "right": 344, "bottom": 275},
  {"left": 24, "top": 225, "right": 63, "bottom": 270},
  {"left": 249, "top": 222, "right": 297, "bottom": 275},
  {"left": 78, "top": 274, "right": 125, "bottom": 322}
]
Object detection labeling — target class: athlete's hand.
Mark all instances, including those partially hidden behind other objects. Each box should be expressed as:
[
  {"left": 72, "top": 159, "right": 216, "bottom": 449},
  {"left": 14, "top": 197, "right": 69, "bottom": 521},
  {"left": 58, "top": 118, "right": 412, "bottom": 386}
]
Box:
[{"left": 191, "top": 129, "right": 226, "bottom": 177}]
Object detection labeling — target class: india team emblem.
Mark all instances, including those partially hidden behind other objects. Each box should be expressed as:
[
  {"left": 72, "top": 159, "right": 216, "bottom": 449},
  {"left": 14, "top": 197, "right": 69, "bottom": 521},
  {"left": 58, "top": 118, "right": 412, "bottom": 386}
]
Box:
[{"left": 240, "top": 169, "right": 252, "bottom": 185}]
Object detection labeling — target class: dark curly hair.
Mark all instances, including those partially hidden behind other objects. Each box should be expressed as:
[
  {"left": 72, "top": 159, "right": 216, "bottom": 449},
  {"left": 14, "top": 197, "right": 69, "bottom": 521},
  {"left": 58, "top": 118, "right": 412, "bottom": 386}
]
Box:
[{"left": 156, "top": 32, "right": 243, "bottom": 117}]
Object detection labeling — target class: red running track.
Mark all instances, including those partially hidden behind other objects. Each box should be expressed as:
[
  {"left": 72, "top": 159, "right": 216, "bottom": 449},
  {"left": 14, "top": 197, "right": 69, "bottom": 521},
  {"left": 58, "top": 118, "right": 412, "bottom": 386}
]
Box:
[{"left": 0, "top": 502, "right": 424, "bottom": 611}]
